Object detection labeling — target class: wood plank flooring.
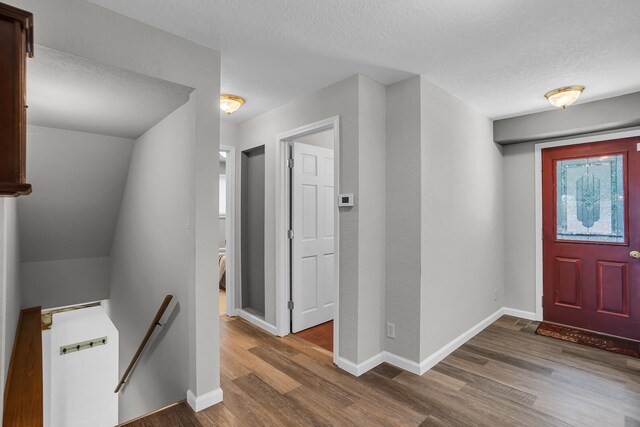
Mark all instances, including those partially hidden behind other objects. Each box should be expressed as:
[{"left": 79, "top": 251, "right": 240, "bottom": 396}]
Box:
[
  {"left": 294, "top": 320, "right": 333, "bottom": 352},
  {"left": 123, "top": 315, "right": 640, "bottom": 426}
]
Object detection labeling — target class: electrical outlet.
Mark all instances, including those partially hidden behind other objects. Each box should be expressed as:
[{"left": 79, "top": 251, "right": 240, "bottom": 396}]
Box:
[
  {"left": 494, "top": 288, "right": 498, "bottom": 301},
  {"left": 386, "top": 322, "right": 396, "bottom": 339}
]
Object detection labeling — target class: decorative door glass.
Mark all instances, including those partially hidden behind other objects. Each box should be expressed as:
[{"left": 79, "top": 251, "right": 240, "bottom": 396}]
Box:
[{"left": 556, "top": 154, "right": 625, "bottom": 243}]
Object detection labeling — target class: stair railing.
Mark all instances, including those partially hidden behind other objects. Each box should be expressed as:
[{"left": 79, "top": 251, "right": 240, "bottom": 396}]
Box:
[{"left": 114, "top": 294, "right": 173, "bottom": 393}]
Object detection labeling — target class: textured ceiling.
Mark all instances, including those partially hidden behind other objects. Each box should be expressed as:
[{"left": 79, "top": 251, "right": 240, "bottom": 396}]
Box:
[
  {"left": 28, "top": 46, "right": 193, "bottom": 138},
  {"left": 86, "top": 0, "right": 640, "bottom": 123}
]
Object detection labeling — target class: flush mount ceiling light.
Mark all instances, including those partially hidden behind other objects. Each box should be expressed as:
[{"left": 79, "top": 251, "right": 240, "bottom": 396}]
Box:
[
  {"left": 220, "top": 94, "right": 245, "bottom": 115},
  {"left": 544, "top": 85, "right": 585, "bottom": 109}
]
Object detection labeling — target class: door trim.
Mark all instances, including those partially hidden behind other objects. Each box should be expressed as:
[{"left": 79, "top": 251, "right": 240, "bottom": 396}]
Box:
[
  {"left": 220, "top": 144, "right": 237, "bottom": 316},
  {"left": 534, "top": 128, "right": 640, "bottom": 322},
  {"left": 275, "top": 116, "right": 340, "bottom": 364}
]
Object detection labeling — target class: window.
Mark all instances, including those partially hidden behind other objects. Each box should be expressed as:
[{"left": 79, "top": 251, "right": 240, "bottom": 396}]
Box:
[{"left": 556, "top": 154, "right": 625, "bottom": 243}]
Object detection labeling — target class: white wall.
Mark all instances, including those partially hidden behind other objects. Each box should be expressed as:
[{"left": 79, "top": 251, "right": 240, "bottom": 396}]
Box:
[
  {"left": 503, "top": 142, "right": 537, "bottom": 312},
  {"left": 419, "top": 76, "right": 504, "bottom": 359},
  {"left": 21, "top": 257, "right": 111, "bottom": 309},
  {"left": 235, "top": 74, "right": 387, "bottom": 364},
  {"left": 45, "top": 306, "right": 118, "bottom": 427},
  {"left": 0, "top": 198, "right": 21, "bottom": 417},
  {"left": 12, "top": 0, "right": 221, "bottom": 414},
  {"left": 108, "top": 98, "right": 194, "bottom": 422}
]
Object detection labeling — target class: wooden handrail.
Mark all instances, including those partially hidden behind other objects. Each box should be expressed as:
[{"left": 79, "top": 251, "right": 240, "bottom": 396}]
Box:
[
  {"left": 3, "top": 307, "right": 43, "bottom": 427},
  {"left": 114, "top": 295, "right": 173, "bottom": 393}
]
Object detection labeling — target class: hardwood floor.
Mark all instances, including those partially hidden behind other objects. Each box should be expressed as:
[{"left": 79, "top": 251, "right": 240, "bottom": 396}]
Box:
[
  {"left": 123, "top": 315, "right": 640, "bottom": 426},
  {"left": 294, "top": 320, "right": 333, "bottom": 352},
  {"left": 219, "top": 290, "right": 226, "bottom": 316}
]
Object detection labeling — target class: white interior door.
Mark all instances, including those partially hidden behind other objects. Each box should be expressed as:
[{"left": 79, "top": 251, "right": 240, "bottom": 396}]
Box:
[{"left": 291, "top": 141, "right": 335, "bottom": 333}]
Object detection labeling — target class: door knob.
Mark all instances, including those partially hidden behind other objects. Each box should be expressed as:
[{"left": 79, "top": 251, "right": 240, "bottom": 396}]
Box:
[{"left": 631, "top": 251, "right": 640, "bottom": 259}]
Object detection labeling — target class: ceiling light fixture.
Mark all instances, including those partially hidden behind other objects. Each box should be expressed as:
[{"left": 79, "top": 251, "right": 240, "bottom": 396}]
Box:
[
  {"left": 544, "top": 85, "right": 585, "bottom": 109},
  {"left": 220, "top": 94, "right": 244, "bottom": 115}
]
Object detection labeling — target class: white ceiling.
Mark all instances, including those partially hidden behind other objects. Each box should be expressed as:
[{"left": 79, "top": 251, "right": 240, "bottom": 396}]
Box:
[
  {"left": 28, "top": 46, "right": 193, "bottom": 138},
  {"left": 86, "top": 0, "right": 640, "bottom": 123}
]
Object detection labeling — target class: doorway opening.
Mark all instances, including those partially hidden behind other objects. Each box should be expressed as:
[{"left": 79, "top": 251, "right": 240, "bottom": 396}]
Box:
[
  {"left": 219, "top": 145, "right": 236, "bottom": 317},
  {"left": 275, "top": 117, "right": 340, "bottom": 359}
]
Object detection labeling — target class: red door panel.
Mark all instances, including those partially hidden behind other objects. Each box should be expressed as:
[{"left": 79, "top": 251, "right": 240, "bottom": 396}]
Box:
[
  {"left": 554, "top": 257, "right": 582, "bottom": 308},
  {"left": 596, "top": 261, "right": 629, "bottom": 317},
  {"left": 543, "top": 137, "right": 640, "bottom": 340}
]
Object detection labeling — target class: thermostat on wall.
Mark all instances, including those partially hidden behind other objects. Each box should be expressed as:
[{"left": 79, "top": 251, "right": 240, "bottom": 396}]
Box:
[{"left": 338, "top": 194, "right": 354, "bottom": 207}]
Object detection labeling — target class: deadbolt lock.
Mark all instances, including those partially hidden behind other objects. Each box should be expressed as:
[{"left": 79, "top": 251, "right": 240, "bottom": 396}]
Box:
[{"left": 630, "top": 251, "right": 640, "bottom": 259}]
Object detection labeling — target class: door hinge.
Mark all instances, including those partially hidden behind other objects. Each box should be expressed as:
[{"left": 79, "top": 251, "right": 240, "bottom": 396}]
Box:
[
  {"left": 541, "top": 295, "right": 544, "bottom": 306},
  {"left": 288, "top": 229, "right": 294, "bottom": 239},
  {"left": 288, "top": 158, "right": 294, "bottom": 168},
  {"left": 288, "top": 301, "right": 294, "bottom": 310}
]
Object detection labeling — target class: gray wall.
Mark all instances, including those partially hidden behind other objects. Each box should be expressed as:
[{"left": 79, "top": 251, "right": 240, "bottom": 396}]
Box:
[
  {"left": 494, "top": 92, "right": 640, "bottom": 144},
  {"left": 108, "top": 98, "right": 195, "bottom": 422},
  {"left": 295, "top": 129, "right": 334, "bottom": 149},
  {"left": 11, "top": 0, "right": 221, "bottom": 412},
  {"left": 17, "top": 126, "right": 132, "bottom": 311},
  {"left": 385, "top": 77, "right": 422, "bottom": 361},
  {"left": 235, "top": 74, "right": 387, "bottom": 364},
  {"left": 383, "top": 76, "right": 505, "bottom": 363},
  {"left": 0, "top": 198, "right": 21, "bottom": 418},
  {"left": 241, "top": 146, "right": 266, "bottom": 316},
  {"left": 503, "top": 142, "right": 537, "bottom": 312},
  {"left": 21, "top": 257, "right": 111, "bottom": 309},
  {"left": 498, "top": 94, "right": 640, "bottom": 313},
  {"left": 419, "top": 76, "right": 504, "bottom": 360},
  {"left": 19, "top": 125, "right": 134, "bottom": 263},
  {"left": 221, "top": 120, "right": 238, "bottom": 148},
  {"left": 357, "top": 76, "right": 387, "bottom": 361},
  {"left": 218, "top": 218, "right": 226, "bottom": 249}
]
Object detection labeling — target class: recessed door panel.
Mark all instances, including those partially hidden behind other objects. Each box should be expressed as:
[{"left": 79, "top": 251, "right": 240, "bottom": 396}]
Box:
[
  {"left": 323, "top": 186, "right": 334, "bottom": 238},
  {"left": 554, "top": 257, "right": 582, "bottom": 308},
  {"left": 597, "top": 261, "right": 629, "bottom": 316},
  {"left": 301, "top": 256, "right": 318, "bottom": 312},
  {"left": 322, "top": 253, "right": 335, "bottom": 307},
  {"left": 302, "top": 185, "right": 317, "bottom": 239}
]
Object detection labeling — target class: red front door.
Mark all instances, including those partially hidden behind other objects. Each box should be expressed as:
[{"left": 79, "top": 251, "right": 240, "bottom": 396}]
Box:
[{"left": 543, "top": 137, "right": 640, "bottom": 340}]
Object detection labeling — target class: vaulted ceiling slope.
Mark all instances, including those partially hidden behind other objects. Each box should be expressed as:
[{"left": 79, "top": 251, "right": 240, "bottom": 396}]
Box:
[
  {"left": 28, "top": 46, "right": 193, "bottom": 139},
  {"left": 21, "top": 48, "right": 193, "bottom": 263},
  {"left": 87, "top": 0, "right": 640, "bottom": 123}
]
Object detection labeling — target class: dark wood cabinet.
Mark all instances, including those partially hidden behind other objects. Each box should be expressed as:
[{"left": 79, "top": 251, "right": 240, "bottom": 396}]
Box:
[{"left": 0, "top": 2, "right": 33, "bottom": 197}]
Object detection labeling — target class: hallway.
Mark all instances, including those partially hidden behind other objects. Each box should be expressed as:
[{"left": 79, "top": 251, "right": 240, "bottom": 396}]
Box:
[{"left": 123, "top": 315, "right": 640, "bottom": 426}]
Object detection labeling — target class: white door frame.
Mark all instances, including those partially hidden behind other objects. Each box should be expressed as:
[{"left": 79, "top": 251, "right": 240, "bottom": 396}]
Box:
[
  {"left": 275, "top": 116, "right": 340, "bottom": 363},
  {"left": 220, "top": 144, "right": 237, "bottom": 316},
  {"left": 533, "top": 127, "right": 640, "bottom": 322}
]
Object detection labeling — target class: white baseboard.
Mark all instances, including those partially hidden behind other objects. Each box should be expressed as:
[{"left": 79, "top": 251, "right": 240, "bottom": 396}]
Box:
[
  {"left": 337, "top": 307, "right": 532, "bottom": 378},
  {"left": 336, "top": 352, "right": 384, "bottom": 377},
  {"left": 237, "top": 309, "right": 278, "bottom": 336},
  {"left": 186, "top": 388, "right": 223, "bottom": 412},
  {"left": 411, "top": 308, "right": 504, "bottom": 375},
  {"left": 382, "top": 351, "right": 421, "bottom": 375},
  {"left": 502, "top": 307, "right": 538, "bottom": 321}
]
